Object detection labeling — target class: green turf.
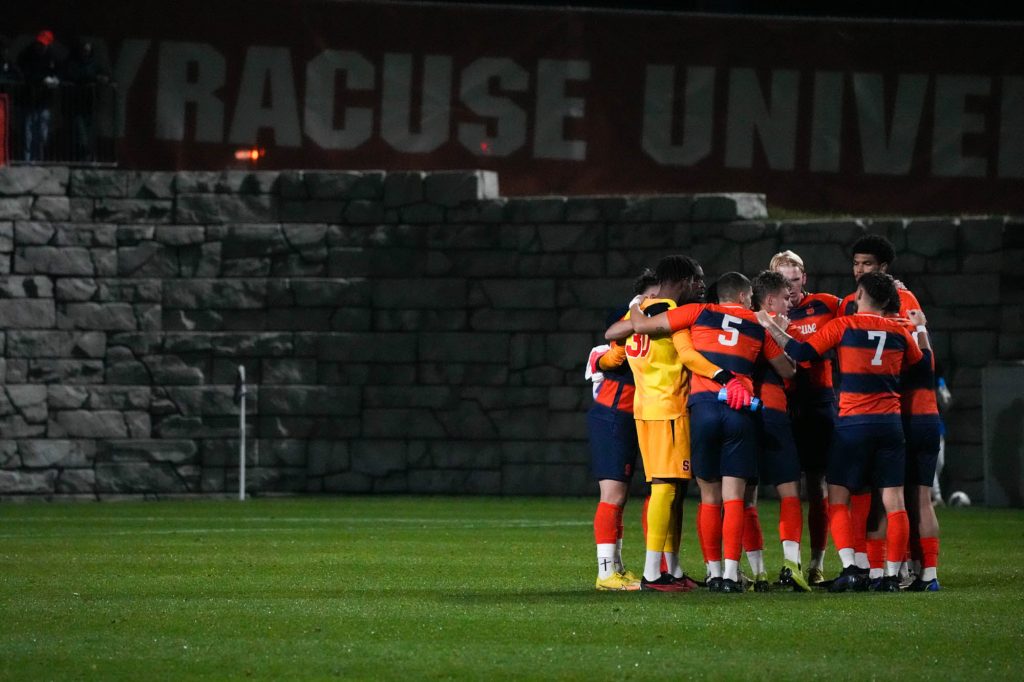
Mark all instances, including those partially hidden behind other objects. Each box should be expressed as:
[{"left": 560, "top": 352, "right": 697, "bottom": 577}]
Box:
[{"left": 1, "top": 497, "right": 1022, "bottom": 680}]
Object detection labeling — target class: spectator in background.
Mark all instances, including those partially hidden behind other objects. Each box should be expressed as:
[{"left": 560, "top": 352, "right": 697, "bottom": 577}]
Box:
[
  {"left": 0, "top": 36, "right": 24, "bottom": 88},
  {"left": 64, "top": 39, "right": 109, "bottom": 162},
  {"left": 17, "top": 29, "right": 62, "bottom": 161}
]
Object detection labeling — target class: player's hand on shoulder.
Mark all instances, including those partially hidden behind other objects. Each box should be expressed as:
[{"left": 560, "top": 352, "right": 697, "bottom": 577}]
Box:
[
  {"left": 628, "top": 294, "right": 645, "bottom": 310},
  {"left": 907, "top": 309, "right": 927, "bottom": 327},
  {"left": 755, "top": 310, "right": 773, "bottom": 328},
  {"left": 893, "top": 278, "right": 907, "bottom": 291}
]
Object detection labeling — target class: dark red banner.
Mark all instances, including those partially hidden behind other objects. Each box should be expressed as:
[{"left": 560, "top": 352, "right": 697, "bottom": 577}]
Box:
[{"left": 6, "top": 1, "right": 1024, "bottom": 212}]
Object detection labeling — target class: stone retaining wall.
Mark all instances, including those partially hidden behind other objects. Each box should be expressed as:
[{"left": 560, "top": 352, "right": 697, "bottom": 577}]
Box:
[{"left": 0, "top": 166, "right": 1021, "bottom": 501}]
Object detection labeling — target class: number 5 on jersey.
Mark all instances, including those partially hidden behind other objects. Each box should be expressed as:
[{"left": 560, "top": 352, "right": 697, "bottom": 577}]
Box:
[{"left": 718, "top": 314, "right": 742, "bottom": 347}]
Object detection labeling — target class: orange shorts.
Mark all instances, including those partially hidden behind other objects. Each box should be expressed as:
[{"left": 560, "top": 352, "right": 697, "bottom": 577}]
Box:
[{"left": 635, "top": 416, "right": 692, "bottom": 482}]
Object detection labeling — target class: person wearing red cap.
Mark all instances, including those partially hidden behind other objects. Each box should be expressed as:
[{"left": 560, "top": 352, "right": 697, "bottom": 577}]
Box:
[{"left": 17, "top": 29, "right": 62, "bottom": 161}]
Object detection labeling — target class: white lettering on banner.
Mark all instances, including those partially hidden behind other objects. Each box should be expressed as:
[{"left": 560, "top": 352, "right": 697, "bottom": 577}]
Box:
[
  {"left": 458, "top": 58, "right": 529, "bottom": 157},
  {"left": 533, "top": 59, "right": 590, "bottom": 160},
  {"left": 303, "top": 50, "right": 374, "bottom": 150},
  {"left": 852, "top": 73, "right": 927, "bottom": 175},
  {"left": 155, "top": 41, "right": 226, "bottom": 143},
  {"left": 725, "top": 68, "right": 800, "bottom": 170},
  {"left": 381, "top": 54, "right": 453, "bottom": 153},
  {"left": 999, "top": 77, "right": 1024, "bottom": 179},
  {"left": 810, "top": 71, "right": 843, "bottom": 173},
  {"left": 229, "top": 46, "right": 301, "bottom": 147},
  {"left": 641, "top": 65, "right": 714, "bottom": 166},
  {"left": 932, "top": 75, "right": 990, "bottom": 178}
]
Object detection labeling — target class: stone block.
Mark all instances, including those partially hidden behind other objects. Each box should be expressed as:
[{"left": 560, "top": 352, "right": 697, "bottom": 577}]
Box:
[
  {"left": 19, "top": 440, "right": 95, "bottom": 468},
  {"left": 0, "top": 469, "right": 57, "bottom": 494},
  {"left": 0, "top": 275, "right": 54, "bottom": 298},
  {"left": 905, "top": 219, "right": 957, "bottom": 257},
  {"left": 322, "top": 470, "right": 373, "bottom": 493},
  {"left": 57, "top": 303, "right": 137, "bottom": 331},
  {"left": 164, "top": 279, "right": 267, "bottom": 309},
  {"left": 959, "top": 218, "right": 1004, "bottom": 253},
  {"left": 142, "top": 355, "right": 206, "bottom": 385},
  {"left": 372, "top": 278, "right": 465, "bottom": 309},
  {"left": 95, "top": 462, "right": 189, "bottom": 493},
  {"left": 47, "top": 385, "right": 88, "bottom": 409},
  {"left": 0, "top": 221, "right": 11, "bottom": 251},
  {"left": 50, "top": 410, "right": 127, "bottom": 438},
  {"left": 56, "top": 469, "right": 96, "bottom": 494},
  {"left": 0, "top": 299, "right": 56, "bottom": 328},
  {"left": 261, "top": 358, "right": 317, "bottom": 384},
  {"left": 505, "top": 197, "right": 566, "bottom": 223},
  {"left": 472, "top": 279, "right": 556, "bottom": 309},
  {"left": 98, "top": 439, "right": 198, "bottom": 464},
  {"left": 175, "top": 194, "right": 279, "bottom": 223},
  {"left": 31, "top": 196, "right": 71, "bottom": 221},
  {"left": 303, "top": 171, "right": 384, "bottom": 200},
  {"left": 53, "top": 224, "right": 117, "bottom": 248},
  {"left": 6, "top": 385, "right": 47, "bottom": 422},
  {"left": 14, "top": 246, "right": 94, "bottom": 275},
  {"left": 259, "top": 386, "right": 361, "bottom": 416},
  {"left": 564, "top": 197, "right": 627, "bottom": 222},
  {"left": 162, "top": 386, "right": 239, "bottom": 417},
  {"left": 6, "top": 331, "right": 106, "bottom": 358},
  {"left": 0, "top": 197, "right": 34, "bottom": 220},
  {"left": 418, "top": 333, "right": 509, "bottom": 363},
  {"left": 25, "top": 359, "right": 105, "bottom": 384},
  {"left": 70, "top": 169, "right": 129, "bottom": 197},
  {"left": 0, "top": 166, "right": 69, "bottom": 195},
  {"left": 424, "top": 170, "right": 498, "bottom": 207},
  {"left": 470, "top": 308, "right": 558, "bottom": 331},
  {"left": 126, "top": 172, "right": 176, "bottom": 199},
  {"left": 536, "top": 224, "right": 602, "bottom": 251},
  {"left": 917, "top": 274, "right": 1000, "bottom": 307},
  {"left": 501, "top": 463, "right": 590, "bottom": 495},
  {"left": 691, "top": 193, "right": 767, "bottom": 221}
]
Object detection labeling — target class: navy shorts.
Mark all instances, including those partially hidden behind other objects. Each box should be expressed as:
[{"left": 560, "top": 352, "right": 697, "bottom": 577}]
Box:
[
  {"left": 826, "top": 417, "right": 905, "bottom": 491},
  {"left": 757, "top": 411, "right": 801, "bottom": 486},
  {"left": 689, "top": 399, "right": 759, "bottom": 481},
  {"left": 587, "top": 407, "right": 639, "bottom": 482},
  {"left": 904, "top": 416, "right": 941, "bottom": 488},
  {"left": 790, "top": 400, "right": 837, "bottom": 474}
]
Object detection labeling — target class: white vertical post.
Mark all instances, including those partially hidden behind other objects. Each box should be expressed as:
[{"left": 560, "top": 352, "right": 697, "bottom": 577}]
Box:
[{"left": 237, "top": 365, "right": 247, "bottom": 501}]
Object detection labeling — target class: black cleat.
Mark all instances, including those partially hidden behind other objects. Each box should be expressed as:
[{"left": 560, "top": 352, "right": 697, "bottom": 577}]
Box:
[
  {"left": 872, "top": 575, "right": 901, "bottom": 592},
  {"left": 707, "top": 577, "right": 724, "bottom": 592},
  {"left": 641, "top": 573, "right": 690, "bottom": 592},
  {"left": 753, "top": 579, "right": 771, "bottom": 593},
  {"left": 906, "top": 577, "right": 941, "bottom": 592},
  {"left": 719, "top": 578, "right": 744, "bottom": 593},
  {"left": 829, "top": 565, "right": 868, "bottom": 593}
]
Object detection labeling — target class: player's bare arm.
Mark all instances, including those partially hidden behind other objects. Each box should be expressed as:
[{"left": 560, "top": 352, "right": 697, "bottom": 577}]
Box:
[
  {"left": 627, "top": 301, "right": 673, "bottom": 336},
  {"left": 907, "top": 309, "right": 932, "bottom": 352}
]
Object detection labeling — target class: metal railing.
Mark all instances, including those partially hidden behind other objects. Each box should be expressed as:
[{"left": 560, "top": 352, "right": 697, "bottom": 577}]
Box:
[{"left": 0, "top": 81, "right": 118, "bottom": 166}]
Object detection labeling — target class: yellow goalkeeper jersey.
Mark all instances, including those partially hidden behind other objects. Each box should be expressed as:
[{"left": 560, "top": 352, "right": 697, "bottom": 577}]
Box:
[{"left": 623, "top": 298, "right": 720, "bottom": 421}]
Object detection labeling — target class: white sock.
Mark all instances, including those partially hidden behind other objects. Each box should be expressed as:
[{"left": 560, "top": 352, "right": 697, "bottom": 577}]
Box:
[
  {"left": 838, "top": 547, "right": 856, "bottom": 568},
  {"left": 782, "top": 541, "right": 801, "bottom": 565},
  {"left": 870, "top": 567, "right": 883, "bottom": 579},
  {"left": 614, "top": 539, "right": 625, "bottom": 574},
  {"left": 707, "top": 560, "right": 723, "bottom": 579},
  {"left": 809, "top": 550, "right": 825, "bottom": 571},
  {"left": 597, "top": 543, "right": 617, "bottom": 580},
  {"left": 664, "top": 552, "right": 683, "bottom": 579},
  {"left": 724, "top": 559, "right": 740, "bottom": 582},
  {"left": 921, "top": 566, "right": 937, "bottom": 581},
  {"left": 745, "top": 549, "right": 765, "bottom": 576},
  {"left": 854, "top": 552, "right": 870, "bottom": 570},
  {"left": 899, "top": 562, "right": 910, "bottom": 579},
  {"left": 886, "top": 560, "right": 902, "bottom": 577},
  {"left": 644, "top": 550, "right": 663, "bottom": 582}
]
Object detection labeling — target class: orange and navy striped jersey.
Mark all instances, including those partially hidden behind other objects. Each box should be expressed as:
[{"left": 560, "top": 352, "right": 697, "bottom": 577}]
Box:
[
  {"left": 666, "top": 303, "right": 784, "bottom": 405},
  {"left": 783, "top": 313, "right": 927, "bottom": 419},
  {"left": 753, "top": 361, "right": 789, "bottom": 415},
  {"left": 592, "top": 342, "right": 635, "bottom": 414},
  {"left": 623, "top": 298, "right": 691, "bottom": 420},
  {"left": 895, "top": 319, "right": 939, "bottom": 419},
  {"left": 839, "top": 287, "right": 922, "bottom": 318},
  {"left": 786, "top": 292, "right": 841, "bottom": 403}
]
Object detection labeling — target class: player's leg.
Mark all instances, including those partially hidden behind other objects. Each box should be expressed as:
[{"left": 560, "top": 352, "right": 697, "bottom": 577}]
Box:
[
  {"left": 719, "top": 407, "right": 759, "bottom": 593},
  {"left": 594, "top": 479, "right": 633, "bottom": 589},
  {"left": 690, "top": 402, "right": 725, "bottom": 589},
  {"left": 761, "top": 413, "right": 809, "bottom": 591},
  {"left": 850, "top": 489, "right": 873, "bottom": 571},
  {"left": 911, "top": 485, "right": 941, "bottom": 590},
  {"left": 589, "top": 410, "right": 640, "bottom": 590},
  {"left": 865, "top": 491, "right": 887, "bottom": 585},
  {"left": 873, "top": 421, "right": 910, "bottom": 592},
  {"left": 794, "top": 403, "right": 835, "bottom": 584},
  {"left": 742, "top": 484, "right": 768, "bottom": 591},
  {"left": 906, "top": 419, "right": 942, "bottom": 591},
  {"left": 636, "top": 420, "right": 690, "bottom": 591},
  {"left": 826, "top": 423, "right": 870, "bottom": 592}
]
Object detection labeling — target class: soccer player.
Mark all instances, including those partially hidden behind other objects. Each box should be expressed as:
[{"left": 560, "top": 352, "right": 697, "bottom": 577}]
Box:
[
  {"left": 626, "top": 272, "right": 795, "bottom": 593},
  {"left": 898, "top": 312, "right": 942, "bottom": 591},
  {"left": 757, "top": 272, "right": 931, "bottom": 593},
  {"left": 749, "top": 270, "right": 811, "bottom": 592},
  {"left": 605, "top": 255, "right": 739, "bottom": 592},
  {"left": 586, "top": 269, "right": 660, "bottom": 591},
  {"left": 837, "top": 235, "right": 926, "bottom": 575},
  {"left": 770, "top": 250, "right": 841, "bottom": 585}
]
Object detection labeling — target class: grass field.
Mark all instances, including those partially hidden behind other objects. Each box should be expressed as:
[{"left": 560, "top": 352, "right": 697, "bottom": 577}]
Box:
[{"left": 1, "top": 497, "right": 1022, "bottom": 680}]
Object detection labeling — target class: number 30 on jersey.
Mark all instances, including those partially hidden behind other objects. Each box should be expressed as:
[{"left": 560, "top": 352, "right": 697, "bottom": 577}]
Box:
[{"left": 625, "top": 333, "right": 651, "bottom": 357}]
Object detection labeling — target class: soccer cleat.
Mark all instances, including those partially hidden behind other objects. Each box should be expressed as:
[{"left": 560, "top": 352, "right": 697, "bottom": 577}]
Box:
[
  {"left": 778, "top": 561, "right": 812, "bottom": 593},
  {"left": 620, "top": 570, "right": 642, "bottom": 585},
  {"left": 596, "top": 572, "right": 641, "bottom": 591},
  {"left": 899, "top": 572, "right": 918, "bottom": 590},
  {"left": 641, "top": 573, "right": 689, "bottom": 592},
  {"left": 672, "top": 573, "right": 702, "bottom": 591},
  {"left": 906, "top": 577, "right": 941, "bottom": 592},
  {"left": 806, "top": 567, "right": 826, "bottom": 586},
  {"left": 718, "top": 578, "right": 744, "bottom": 593},
  {"left": 872, "top": 575, "right": 901, "bottom": 592},
  {"left": 828, "top": 565, "right": 868, "bottom": 593},
  {"left": 753, "top": 572, "right": 771, "bottom": 593},
  {"left": 707, "top": 577, "right": 724, "bottom": 592}
]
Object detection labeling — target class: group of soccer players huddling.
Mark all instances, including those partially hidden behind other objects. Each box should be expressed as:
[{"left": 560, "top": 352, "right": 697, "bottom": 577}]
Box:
[{"left": 586, "top": 235, "right": 942, "bottom": 594}]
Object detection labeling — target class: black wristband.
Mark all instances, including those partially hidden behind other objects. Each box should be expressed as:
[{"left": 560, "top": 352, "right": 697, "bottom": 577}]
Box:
[{"left": 713, "top": 369, "right": 734, "bottom": 385}]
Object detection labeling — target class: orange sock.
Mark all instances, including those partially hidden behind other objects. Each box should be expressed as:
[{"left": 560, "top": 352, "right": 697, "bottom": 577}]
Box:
[
  {"left": 829, "top": 503, "right": 854, "bottom": 552},
  {"left": 742, "top": 505, "right": 764, "bottom": 552},
  {"left": 886, "top": 511, "right": 910, "bottom": 565},
  {"left": 779, "top": 496, "right": 802, "bottom": 543},
  {"left": 809, "top": 497, "right": 829, "bottom": 552},
  {"left": 920, "top": 536, "right": 939, "bottom": 569},
  {"left": 850, "top": 493, "right": 872, "bottom": 555},
  {"left": 594, "top": 502, "right": 620, "bottom": 545},
  {"left": 723, "top": 500, "right": 745, "bottom": 562},
  {"left": 866, "top": 537, "right": 885, "bottom": 570},
  {"left": 699, "top": 503, "right": 723, "bottom": 562},
  {"left": 696, "top": 503, "right": 706, "bottom": 561}
]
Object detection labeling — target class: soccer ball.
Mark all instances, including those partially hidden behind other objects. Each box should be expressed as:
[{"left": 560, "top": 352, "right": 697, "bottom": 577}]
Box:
[{"left": 948, "top": 491, "right": 971, "bottom": 507}]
